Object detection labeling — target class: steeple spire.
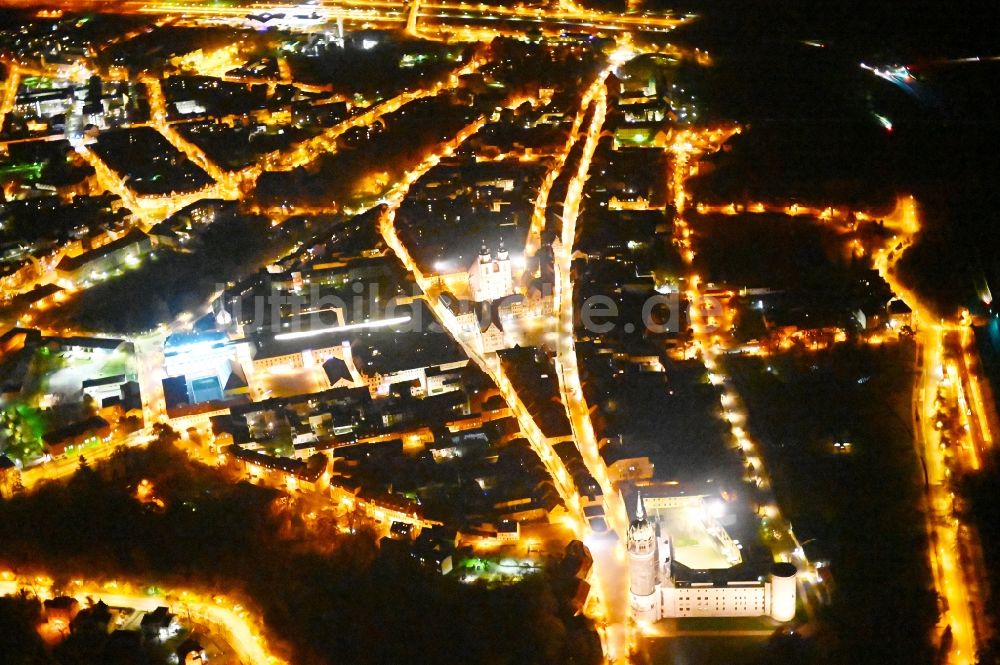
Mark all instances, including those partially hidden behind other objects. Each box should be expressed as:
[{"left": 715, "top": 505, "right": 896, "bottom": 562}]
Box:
[{"left": 636, "top": 491, "right": 645, "bottom": 521}]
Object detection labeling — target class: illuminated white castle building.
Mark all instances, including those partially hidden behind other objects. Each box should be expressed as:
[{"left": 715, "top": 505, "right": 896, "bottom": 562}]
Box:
[
  {"left": 627, "top": 491, "right": 797, "bottom": 623},
  {"left": 468, "top": 240, "right": 513, "bottom": 303}
]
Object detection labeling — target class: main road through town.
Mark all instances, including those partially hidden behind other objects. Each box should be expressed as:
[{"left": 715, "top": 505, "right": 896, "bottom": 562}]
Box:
[
  {"left": 375, "top": 77, "right": 632, "bottom": 661},
  {"left": 873, "top": 196, "right": 988, "bottom": 665},
  {"left": 548, "top": 68, "right": 634, "bottom": 658}
]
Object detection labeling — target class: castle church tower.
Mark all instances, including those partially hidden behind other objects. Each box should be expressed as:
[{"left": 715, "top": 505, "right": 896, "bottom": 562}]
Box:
[{"left": 628, "top": 492, "right": 661, "bottom": 622}]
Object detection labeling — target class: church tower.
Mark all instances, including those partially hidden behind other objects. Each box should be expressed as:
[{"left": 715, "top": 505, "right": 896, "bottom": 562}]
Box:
[
  {"left": 494, "top": 238, "right": 512, "bottom": 296},
  {"left": 628, "top": 492, "right": 661, "bottom": 622},
  {"left": 469, "top": 239, "right": 514, "bottom": 303}
]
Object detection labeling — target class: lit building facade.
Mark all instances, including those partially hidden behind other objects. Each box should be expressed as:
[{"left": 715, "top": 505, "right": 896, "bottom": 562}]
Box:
[
  {"left": 468, "top": 240, "right": 513, "bottom": 303},
  {"left": 627, "top": 493, "right": 797, "bottom": 623}
]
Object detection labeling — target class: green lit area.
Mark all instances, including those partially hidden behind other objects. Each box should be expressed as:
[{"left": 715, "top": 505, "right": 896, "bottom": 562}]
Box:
[
  {"left": 614, "top": 130, "right": 652, "bottom": 146},
  {"left": 20, "top": 76, "right": 55, "bottom": 90},
  {"left": 456, "top": 556, "right": 543, "bottom": 585},
  {"left": 0, "top": 401, "right": 46, "bottom": 463},
  {"left": 0, "top": 161, "right": 45, "bottom": 181},
  {"left": 399, "top": 54, "right": 429, "bottom": 68}
]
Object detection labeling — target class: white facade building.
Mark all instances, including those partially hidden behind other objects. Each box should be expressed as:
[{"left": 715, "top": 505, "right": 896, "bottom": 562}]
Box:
[
  {"left": 627, "top": 493, "right": 797, "bottom": 623},
  {"left": 468, "top": 241, "right": 513, "bottom": 303}
]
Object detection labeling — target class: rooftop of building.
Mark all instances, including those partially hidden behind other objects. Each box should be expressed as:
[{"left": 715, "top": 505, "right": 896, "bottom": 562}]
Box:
[
  {"left": 42, "top": 415, "right": 109, "bottom": 445},
  {"left": 56, "top": 228, "right": 149, "bottom": 273},
  {"left": 81, "top": 373, "right": 126, "bottom": 389}
]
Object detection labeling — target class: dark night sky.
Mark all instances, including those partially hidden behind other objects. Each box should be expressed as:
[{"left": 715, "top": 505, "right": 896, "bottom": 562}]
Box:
[{"left": 657, "top": 0, "right": 1000, "bottom": 60}]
